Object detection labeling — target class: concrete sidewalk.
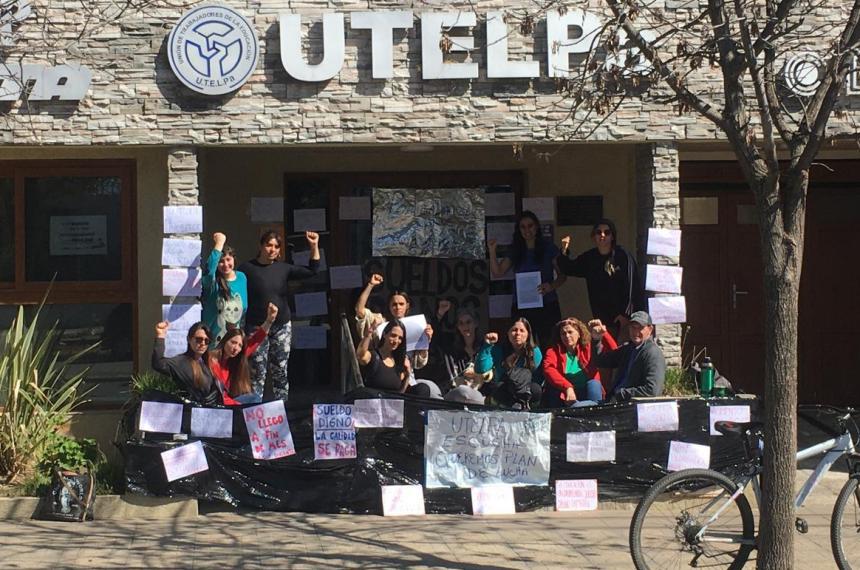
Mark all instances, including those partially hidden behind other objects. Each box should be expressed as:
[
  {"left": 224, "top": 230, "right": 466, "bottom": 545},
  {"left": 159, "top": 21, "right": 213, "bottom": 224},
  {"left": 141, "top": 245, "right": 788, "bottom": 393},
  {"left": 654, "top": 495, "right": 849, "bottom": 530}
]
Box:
[{"left": 0, "top": 505, "right": 842, "bottom": 569}]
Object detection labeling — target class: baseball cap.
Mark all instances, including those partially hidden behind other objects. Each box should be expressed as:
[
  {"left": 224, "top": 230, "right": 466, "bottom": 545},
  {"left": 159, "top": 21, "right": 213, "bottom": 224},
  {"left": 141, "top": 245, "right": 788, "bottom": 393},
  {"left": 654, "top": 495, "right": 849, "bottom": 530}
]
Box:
[{"left": 629, "top": 311, "right": 653, "bottom": 326}]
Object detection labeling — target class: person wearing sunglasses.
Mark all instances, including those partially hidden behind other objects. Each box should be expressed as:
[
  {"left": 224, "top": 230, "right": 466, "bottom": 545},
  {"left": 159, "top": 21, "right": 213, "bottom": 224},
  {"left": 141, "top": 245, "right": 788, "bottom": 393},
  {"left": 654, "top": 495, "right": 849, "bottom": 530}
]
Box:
[
  {"left": 152, "top": 320, "right": 221, "bottom": 406},
  {"left": 556, "top": 218, "right": 645, "bottom": 342}
]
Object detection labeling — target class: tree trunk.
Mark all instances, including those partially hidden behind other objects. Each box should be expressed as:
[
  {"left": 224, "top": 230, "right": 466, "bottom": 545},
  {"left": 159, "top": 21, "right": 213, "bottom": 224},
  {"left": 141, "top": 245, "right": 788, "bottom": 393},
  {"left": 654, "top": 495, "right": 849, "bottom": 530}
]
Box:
[{"left": 755, "top": 177, "right": 804, "bottom": 569}]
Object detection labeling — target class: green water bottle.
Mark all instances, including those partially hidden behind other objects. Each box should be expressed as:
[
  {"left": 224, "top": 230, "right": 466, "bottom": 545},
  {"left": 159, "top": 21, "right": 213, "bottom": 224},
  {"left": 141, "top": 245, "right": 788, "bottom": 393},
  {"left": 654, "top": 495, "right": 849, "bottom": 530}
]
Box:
[{"left": 700, "top": 357, "right": 715, "bottom": 398}]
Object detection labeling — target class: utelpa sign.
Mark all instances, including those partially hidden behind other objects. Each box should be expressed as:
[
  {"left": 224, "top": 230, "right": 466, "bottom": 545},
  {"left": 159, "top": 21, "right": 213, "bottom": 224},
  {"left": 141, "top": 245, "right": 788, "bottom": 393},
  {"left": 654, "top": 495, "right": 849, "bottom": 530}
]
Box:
[{"left": 167, "top": 5, "right": 653, "bottom": 95}]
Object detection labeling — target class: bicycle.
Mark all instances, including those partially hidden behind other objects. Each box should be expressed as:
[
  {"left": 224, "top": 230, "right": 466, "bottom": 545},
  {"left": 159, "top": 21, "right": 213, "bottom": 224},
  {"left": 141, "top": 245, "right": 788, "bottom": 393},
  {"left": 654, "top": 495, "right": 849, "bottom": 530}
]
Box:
[{"left": 628, "top": 407, "right": 860, "bottom": 569}]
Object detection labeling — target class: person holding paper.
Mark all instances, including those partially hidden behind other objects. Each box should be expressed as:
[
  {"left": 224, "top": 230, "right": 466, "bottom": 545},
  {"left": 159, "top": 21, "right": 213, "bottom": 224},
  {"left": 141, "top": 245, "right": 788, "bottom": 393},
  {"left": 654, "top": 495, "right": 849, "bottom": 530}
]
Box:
[
  {"left": 202, "top": 232, "right": 248, "bottom": 344},
  {"left": 487, "top": 211, "right": 565, "bottom": 347},
  {"left": 239, "top": 230, "right": 320, "bottom": 401},
  {"left": 152, "top": 321, "right": 221, "bottom": 406},
  {"left": 556, "top": 219, "right": 645, "bottom": 342},
  {"left": 591, "top": 311, "right": 666, "bottom": 402},
  {"left": 542, "top": 317, "right": 618, "bottom": 407},
  {"left": 354, "top": 273, "right": 433, "bottom": 372},
  {"left": 355, "top": 319, "right": 432, "bottom": 398},
  {"left": 475, "top": 318, "right": 543, "bottom": 410},
  {"left": 208, "top": 303, "right": 278, "bottom": 405}
]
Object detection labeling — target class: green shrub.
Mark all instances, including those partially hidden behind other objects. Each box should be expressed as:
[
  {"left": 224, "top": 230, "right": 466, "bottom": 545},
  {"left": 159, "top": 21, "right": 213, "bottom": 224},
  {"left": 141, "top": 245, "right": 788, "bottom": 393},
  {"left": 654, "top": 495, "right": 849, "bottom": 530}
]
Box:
[
  {"left": 130, "top": 370, "right": 177, "bottom": 396},
  {"left": 0, "top": 302, "right": 97, "bottom": 483},
  {"left": 664, "top": 367, "right": 698, "bottom": 397}
]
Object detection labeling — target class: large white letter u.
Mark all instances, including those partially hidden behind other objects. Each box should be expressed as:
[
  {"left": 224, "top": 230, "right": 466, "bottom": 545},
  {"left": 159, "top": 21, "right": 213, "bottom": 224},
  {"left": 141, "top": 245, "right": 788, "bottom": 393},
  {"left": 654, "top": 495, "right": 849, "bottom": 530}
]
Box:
[{"left": 280, "top": 13, "right": 345, "bottom": 81}]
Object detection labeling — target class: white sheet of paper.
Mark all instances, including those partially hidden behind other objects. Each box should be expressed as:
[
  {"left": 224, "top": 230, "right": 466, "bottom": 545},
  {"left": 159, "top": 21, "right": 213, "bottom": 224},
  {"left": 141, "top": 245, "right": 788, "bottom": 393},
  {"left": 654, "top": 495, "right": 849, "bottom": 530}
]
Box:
[
  {"left": 163, "top": 205, "right": 202, "bottom": 234},
  {"left": 329, "top": 265, "right": 363, "bottom": 290},
  {"left": 161, "top": 238, "right": 201, "bottom": 267},
  {"left": 522, "top": 197, "right": 556, "bottom": 222},
  {"left": 353, "top": 399, "right": 404, "bottom": 428},
  {"left": 381, "top": 485, "right": 426, "bottom": 516},
  {"left": 637, "top": 401, "right": 680, "bottom": 432},
  {"left": 515, "top": 271, "right": 543, "bottom": 309},
  {"left": 649, "top": 296, "right": 687, "bottom": 324},
  {"left": 162, "top": 268, "right": 202, "bottom": 297},
  {"left": 190, "top": 407, "right": 233, "bottom": 439},
  {"left": 292, "top": 248, "right": 327, "bottom": 271},
  {"left": 139, "top": 401, "right": 183, "bottom": 434},
  {"left": 375, "top": 314, "right": 429, "bottom": 352},
  {"left": 566, "top": 431, "right": 616, "bottom": 463},
  {"left": 486, "top": 222, "right": 515, "bottom": 246},
  {"left": 709, "top": 405, "right": 752, "bottom": 436},
  {"left": 646, "top": 265, "right": 683, "bottom": 294},
  {"left": 243, "top": 400, "right": 296, "bottom": 460},
  {"left": 556, "top": 479, "right": 598, "bottom": 512},
  {"left": 292, "top": 325, "right": 328, "bottom": 350},
  {"left": 162, "top": 303, "right": 202, "bottom": 331},
  {"left": 293, "top": 291, "right": 328, "bottom": 318},
  {"left": 339, "top": 196, "right": 371, "bottom": 220},
  {"left": 484, "top": 192, "right": 515, "bottom": 216},
  {"left": 488, "top": 294, "right": 513, "bottom": 318},
  {"left": 250, "top": 197, "right": 284, "bottom": 223},
  {"left": 668, "top": 441, "right": 711, "bottom": 471},
  {"left": 294, "top": 208, "right": 327, "bottom": 231},
  {"left": 164, "top": 330, "right": 188, "bottom": 357},
  {"left": 471, "top": 486, "right": 516, "bottom": 515},
  {"left": 161, "top": 441, "right": 209, "bottom": 482},
  {"left": 647, "top": 228, "right": 682, "bottom": 257}
]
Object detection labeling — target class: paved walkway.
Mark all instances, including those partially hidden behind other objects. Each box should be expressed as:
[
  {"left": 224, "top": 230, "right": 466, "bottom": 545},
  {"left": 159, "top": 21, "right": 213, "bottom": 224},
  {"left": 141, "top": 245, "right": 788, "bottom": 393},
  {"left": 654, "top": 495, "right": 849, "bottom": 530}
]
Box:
[{"left": 0, "top": 504, "right": 842, "bottom": 569}]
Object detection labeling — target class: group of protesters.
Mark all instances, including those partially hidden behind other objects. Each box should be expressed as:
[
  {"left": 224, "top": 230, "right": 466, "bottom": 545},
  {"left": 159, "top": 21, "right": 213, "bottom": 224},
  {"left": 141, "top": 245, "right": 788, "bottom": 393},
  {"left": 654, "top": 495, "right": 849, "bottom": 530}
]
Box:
[{"left": 152, "top": 211, "right": 666, "bottom": 410}]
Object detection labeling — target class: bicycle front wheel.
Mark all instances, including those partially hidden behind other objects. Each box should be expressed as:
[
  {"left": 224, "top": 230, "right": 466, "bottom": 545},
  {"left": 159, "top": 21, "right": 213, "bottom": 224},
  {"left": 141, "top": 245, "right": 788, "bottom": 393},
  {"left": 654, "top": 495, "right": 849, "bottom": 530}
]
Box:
[
  {"left": 832, "top": 475, "right": 860, "bottom": 569},
  {"left": 630, "top": 468, "right": 756, "bottom": 570}
]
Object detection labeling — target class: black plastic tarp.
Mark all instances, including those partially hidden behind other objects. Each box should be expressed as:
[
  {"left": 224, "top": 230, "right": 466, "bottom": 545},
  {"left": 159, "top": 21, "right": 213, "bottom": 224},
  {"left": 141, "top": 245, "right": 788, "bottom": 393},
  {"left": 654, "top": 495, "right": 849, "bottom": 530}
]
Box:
[{"left": 118, "top": 389, "right": 788, "bottom": 514}]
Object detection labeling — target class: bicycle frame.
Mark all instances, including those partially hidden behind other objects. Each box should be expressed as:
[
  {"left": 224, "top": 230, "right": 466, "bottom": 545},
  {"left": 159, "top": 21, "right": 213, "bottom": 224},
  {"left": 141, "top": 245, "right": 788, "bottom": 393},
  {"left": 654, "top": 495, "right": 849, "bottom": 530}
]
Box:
[{"left": 694, "top": 429, "right": 857, "bottom": 544}]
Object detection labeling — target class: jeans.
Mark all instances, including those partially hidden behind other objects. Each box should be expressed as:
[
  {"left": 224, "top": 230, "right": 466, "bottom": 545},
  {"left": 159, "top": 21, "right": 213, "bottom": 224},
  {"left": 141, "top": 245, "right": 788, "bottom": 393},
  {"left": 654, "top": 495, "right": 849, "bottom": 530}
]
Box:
[{"left": 249, "top": 321, "right": 292, "bottom": 402}]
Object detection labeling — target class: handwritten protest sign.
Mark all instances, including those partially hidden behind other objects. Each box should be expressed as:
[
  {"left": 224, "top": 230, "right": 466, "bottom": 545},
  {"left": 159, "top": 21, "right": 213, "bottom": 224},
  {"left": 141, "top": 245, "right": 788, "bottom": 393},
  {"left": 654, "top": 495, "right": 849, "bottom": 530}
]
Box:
[
  {"left": 313, "top": 404, "right": 357, "bottom": 460},
  {"left": 425, "top": 410, "right": 551, "bottom": 488},
  {"left": 555, "top": 479, "right": 599, "bottom": 512},
  {"left": 353, "top": 399, "right": 404, "bottom": 428},
  {"left": 566, "top": 431, "right": 616, "bottom": 463},
  {"left": 470, "top": 485, "right": 516, "bottom": 515},
  {"left": 243, "top": 401, "right": 295, "bottom": 460},
  {"left": 161, "top": 441, "right": 208, "bottom": 482},
  {"left": 381, "top": 485, "right": 426, "bottom": 516},
  {"left": 139, "top": 401, "right": 183, "bottom": 434},
  {"left": 637, "top": 401, "right": 680, "bottom": 432},
  {"left": 375, "top": 314, "right": 430, "bottom": 352},
  {"left": 647, "top": 228, "right": 682, "bottom": 257},
  {"left": 709, "top": 405, "right": 751, "bottom": 436},
  {"left": 190, "top": 407, "right": 233, "bottom": 439},
  {"left": 668, "top": 441, "right": 711, "bottom": 471},
  {"left": 163, "top": 205, "right": 202, "bottom": 234}
]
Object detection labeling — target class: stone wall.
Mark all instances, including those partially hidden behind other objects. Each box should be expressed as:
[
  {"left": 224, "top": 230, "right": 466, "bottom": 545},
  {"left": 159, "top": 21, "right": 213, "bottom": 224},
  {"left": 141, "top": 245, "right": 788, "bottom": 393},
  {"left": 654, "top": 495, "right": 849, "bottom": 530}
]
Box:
[{"left": 0, "top": 0, "right": 856, "bottom": 146}]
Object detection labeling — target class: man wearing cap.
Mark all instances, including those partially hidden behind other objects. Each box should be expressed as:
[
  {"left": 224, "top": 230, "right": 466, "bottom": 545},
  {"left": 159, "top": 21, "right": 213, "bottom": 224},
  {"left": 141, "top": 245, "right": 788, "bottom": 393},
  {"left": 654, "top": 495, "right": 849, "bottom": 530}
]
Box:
[{"left": 589, "top": 311, "right": 666, "bottom": 401}]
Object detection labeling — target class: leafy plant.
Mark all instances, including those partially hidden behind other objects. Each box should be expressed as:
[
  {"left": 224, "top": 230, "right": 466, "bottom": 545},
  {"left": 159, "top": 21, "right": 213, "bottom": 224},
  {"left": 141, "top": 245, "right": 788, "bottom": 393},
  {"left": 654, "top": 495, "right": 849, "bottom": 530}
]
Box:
[
  {"left": 130, "top": 370, "right": 177, "bottom": 396},
  {"left": 0, "top": 300, "right": 97, "bottom": 483},
  {"left": 38, "top": 434, "right": 104, "bottom": 474},
  {"left": 663, "top": 367, "right": 698, "bottom": 397}
]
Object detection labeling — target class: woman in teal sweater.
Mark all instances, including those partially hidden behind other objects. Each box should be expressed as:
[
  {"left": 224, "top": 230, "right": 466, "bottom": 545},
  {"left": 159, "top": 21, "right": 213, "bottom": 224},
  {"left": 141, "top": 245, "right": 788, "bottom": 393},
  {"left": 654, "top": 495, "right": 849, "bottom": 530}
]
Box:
[
  {"left": 475, "top": 317, "right": 543, "bottom": 410},
  {"left": 201, "top": 232, "right": 248, "bottom": 344}
]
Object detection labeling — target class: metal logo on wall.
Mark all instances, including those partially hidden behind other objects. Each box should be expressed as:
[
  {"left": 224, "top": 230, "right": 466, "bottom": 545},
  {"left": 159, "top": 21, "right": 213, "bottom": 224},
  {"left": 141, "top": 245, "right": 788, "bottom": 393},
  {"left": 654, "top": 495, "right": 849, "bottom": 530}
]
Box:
[
  {"left": 0, "top": 1, "right": 91, "bottom": 102},
  {"left": 168, "top": 4, "right": 259, "bottom": 96}
]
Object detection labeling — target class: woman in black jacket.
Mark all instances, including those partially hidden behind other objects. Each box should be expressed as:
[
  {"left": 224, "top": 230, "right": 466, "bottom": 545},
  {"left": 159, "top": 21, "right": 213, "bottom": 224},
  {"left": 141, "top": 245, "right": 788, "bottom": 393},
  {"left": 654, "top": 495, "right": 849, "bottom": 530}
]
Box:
[{"left": 152, "top": 320, "right": 221, "bottom": 406}]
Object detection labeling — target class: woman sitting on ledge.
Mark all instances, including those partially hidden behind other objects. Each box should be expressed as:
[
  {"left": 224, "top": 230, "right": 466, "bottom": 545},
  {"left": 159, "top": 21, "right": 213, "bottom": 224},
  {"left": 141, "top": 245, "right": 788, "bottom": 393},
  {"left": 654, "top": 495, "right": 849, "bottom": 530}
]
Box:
[
  {"left": 475, "top": 317, "right": 543, "bottom": 411},
  {"left": 152, "top": 321, "right": 221, "bottom": 406},
  {"left": 356, "top": 319, "right": 432, "bottom": 398},
  {"left": 542, "top": 317, "right": 617, "bottom": 407}
]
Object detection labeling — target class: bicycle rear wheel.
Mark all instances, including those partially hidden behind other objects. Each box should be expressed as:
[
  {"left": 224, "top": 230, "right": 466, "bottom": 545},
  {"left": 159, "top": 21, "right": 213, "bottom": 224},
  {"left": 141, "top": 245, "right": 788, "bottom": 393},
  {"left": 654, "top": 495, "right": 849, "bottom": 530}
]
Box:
[
  {"left": 629, "top": 468, "right": 756, "bottom": 570},
  {"left": 832, "top": 475, "right": 860, "bottom": 569}
]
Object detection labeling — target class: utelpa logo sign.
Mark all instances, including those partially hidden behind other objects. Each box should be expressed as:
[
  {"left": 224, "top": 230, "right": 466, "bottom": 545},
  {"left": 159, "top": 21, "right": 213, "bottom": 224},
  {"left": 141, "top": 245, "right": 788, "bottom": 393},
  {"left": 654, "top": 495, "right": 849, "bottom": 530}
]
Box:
[{"left": 168, "top": 4, "right": 259, "bottom": 95}]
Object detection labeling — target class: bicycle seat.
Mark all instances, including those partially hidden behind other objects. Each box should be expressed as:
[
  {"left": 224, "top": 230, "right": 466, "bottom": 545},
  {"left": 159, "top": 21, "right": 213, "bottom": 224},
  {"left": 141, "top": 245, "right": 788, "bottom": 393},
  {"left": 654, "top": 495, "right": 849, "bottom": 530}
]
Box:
[{"left": 714, "top": 420, "right": 764, "bottom": 437}]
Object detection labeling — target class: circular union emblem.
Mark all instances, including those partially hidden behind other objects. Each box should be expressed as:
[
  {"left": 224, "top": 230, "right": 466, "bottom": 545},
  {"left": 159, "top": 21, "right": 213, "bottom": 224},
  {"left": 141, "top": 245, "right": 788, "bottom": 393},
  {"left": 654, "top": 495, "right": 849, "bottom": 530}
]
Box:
[
  {"left": 168, "top": 4, "right": 259, "bottom": 96},
  {"left": 783, "top": 52, "right": 823, "bottom": 97}
]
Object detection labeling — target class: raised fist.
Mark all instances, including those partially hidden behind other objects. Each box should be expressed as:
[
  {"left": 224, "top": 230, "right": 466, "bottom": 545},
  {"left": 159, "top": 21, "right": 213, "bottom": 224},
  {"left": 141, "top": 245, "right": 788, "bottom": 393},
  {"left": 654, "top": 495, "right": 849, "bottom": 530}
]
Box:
[
  {"left": 485, "top": 332, "right": 499, "bottom": 345},
  {"left": 369, "top": 273, "right": 384, "bottom": 287}
]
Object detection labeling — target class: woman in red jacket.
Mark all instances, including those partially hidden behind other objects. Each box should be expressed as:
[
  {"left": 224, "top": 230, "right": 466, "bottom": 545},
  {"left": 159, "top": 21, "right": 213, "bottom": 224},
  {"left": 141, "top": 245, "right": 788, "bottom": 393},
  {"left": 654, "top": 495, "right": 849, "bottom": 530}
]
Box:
[
  {"left": 209, "top": 303, "right": 278, "bottom": 405},
  {"left": 542, "top": 317, "right": 617, "bottom": 407}
]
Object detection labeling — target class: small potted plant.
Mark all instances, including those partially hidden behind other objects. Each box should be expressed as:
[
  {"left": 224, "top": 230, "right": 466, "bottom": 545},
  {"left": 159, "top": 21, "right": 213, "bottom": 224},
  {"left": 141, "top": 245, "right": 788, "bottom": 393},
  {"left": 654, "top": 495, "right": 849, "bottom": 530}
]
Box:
[{"left": 36, "top": 434, "right": 105, "bottom": 522}]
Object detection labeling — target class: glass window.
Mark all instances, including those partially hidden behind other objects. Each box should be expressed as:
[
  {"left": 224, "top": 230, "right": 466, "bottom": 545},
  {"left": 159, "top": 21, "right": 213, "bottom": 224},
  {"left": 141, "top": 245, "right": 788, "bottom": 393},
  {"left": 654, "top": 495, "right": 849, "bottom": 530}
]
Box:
[
  {"left": 0, "top": 179, "right": 13, "bottom": 282},
  {"left": 24, "top": 176, "right": 123, "bottom": 282},
  {"left": 682, "top": 197, "right": 719, "bottom": 225}
]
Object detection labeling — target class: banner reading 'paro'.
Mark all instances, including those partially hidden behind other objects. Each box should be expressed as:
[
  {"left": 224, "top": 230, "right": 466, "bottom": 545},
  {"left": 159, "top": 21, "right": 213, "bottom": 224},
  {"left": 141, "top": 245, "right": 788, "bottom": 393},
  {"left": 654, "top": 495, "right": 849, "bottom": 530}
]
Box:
[{"left": 425, "top": 410, "right": 551, "bottom": 488}]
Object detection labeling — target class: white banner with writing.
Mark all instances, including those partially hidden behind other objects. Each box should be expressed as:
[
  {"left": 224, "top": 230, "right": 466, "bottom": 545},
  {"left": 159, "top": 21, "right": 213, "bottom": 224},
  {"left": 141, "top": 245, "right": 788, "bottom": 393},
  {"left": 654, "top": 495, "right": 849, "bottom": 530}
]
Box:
[{"left": 424, "top": 410, "right": 551, "bottom": 488}]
